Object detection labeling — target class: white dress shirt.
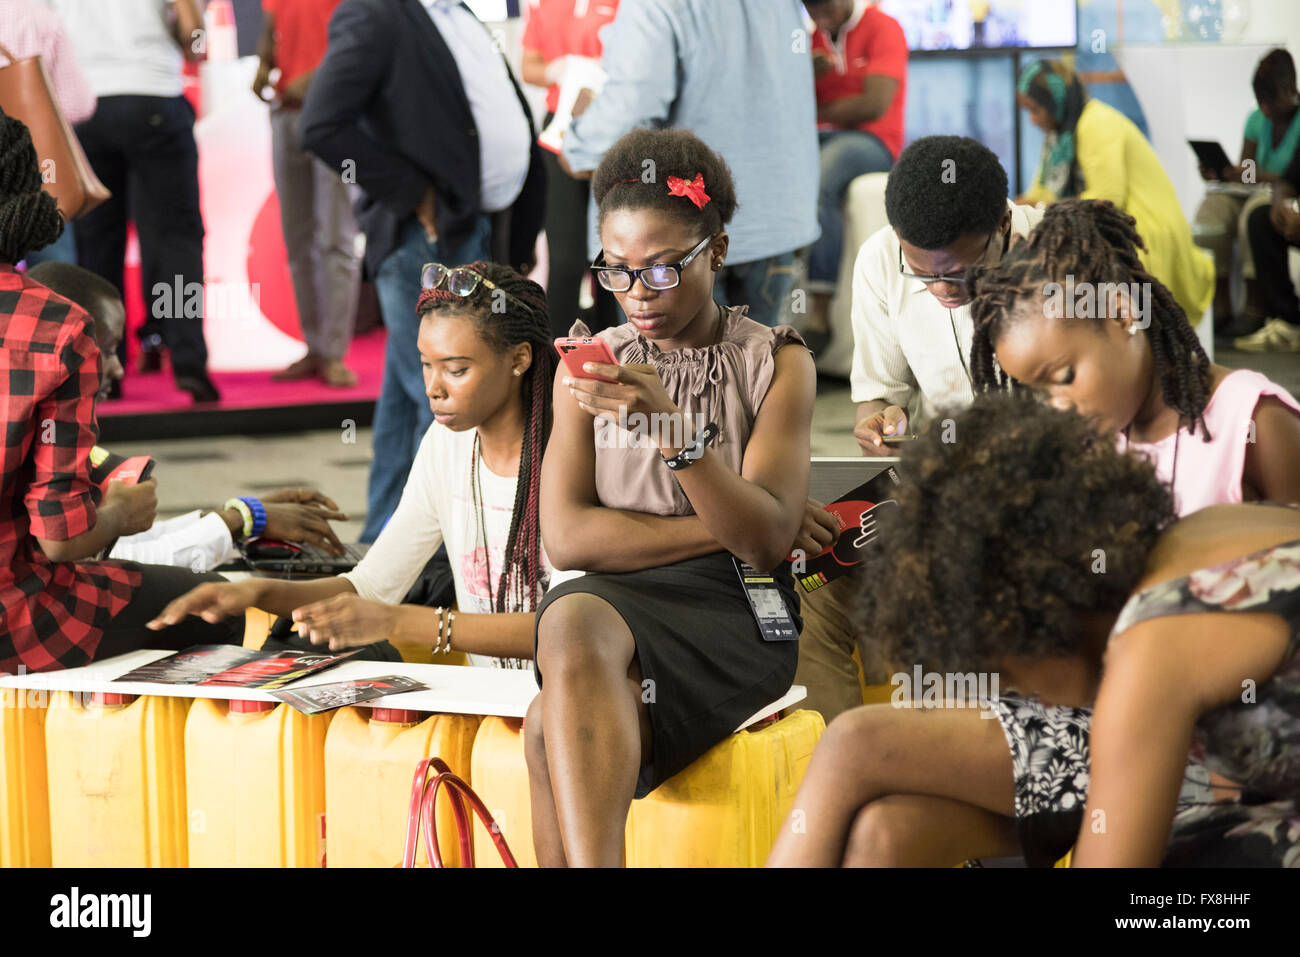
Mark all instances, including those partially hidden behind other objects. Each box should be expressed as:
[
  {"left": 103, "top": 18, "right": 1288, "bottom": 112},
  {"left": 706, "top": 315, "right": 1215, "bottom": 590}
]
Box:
[
  {"left": 849, "top": 201, "right": 1044, "bottom": 429},
  {"left": 108, "top": 510, "right": 238, "bottom": 573},
  {"left": 423, "top": 0, "right": 531, "bottom": 213}
]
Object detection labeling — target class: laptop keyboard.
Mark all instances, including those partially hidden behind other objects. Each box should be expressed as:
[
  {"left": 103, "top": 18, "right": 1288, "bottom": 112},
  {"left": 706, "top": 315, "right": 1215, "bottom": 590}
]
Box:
[{"left": 297, "top": 543, "right": 365, "bottom": 564}]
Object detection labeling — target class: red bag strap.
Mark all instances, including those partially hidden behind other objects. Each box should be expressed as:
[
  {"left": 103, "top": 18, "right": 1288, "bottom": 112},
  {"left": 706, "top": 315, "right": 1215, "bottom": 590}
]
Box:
[
  {"left": 421, "top": 766, "right": 473, "bottom": 867},
  {"left": 403, "top": 756, "right": 518, "bottom": 868},
  {"left": 401, "top": 757, "right": 437, "bottom": 868},
  {"left": 421, "top": 759, "right": 519, "bottom": 868}
]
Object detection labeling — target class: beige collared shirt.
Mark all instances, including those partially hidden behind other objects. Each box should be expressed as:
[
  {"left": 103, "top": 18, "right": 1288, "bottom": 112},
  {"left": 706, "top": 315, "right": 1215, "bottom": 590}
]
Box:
[{"left": 849, "top": 200, "right": 1044, "bottom": 429}]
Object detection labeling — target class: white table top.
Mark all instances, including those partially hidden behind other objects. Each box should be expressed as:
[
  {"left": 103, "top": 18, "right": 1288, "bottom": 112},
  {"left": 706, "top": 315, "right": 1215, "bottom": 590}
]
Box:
[
  {"left": 0, "top": 651, "right": 540, "bottom": 718},
  {"left": 0, "top": 650, "right": 806, "bottom": 727}
]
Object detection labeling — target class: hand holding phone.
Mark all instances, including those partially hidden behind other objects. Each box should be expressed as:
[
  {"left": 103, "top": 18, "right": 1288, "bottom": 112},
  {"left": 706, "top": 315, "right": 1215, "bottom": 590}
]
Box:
[{"left": 554, "top": 336, "right": 620, "bottom": 383}]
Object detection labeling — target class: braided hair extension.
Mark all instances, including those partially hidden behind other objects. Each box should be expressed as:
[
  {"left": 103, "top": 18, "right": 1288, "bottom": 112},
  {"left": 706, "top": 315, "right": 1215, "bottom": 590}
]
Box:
[
  {"left": 416, "top": 262, "right": 555, "bottom": 612},
  {"left": 968, "top": 198, "right": 1212, "bottom": 439},
  {"left": 0, "top": 109, "right": 63, "bottom": 264}
]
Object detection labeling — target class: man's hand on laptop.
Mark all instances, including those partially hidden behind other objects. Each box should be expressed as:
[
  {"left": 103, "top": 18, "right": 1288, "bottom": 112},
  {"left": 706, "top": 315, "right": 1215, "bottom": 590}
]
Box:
[
  {"left": 260, "top": 487, "right": 349, "bottom": 556},
  {"left": 791, "top": 499, "right": 841, "bottom": 558},
  {"left": 855, "top": 405, "right": 908, "bottom": 457}
]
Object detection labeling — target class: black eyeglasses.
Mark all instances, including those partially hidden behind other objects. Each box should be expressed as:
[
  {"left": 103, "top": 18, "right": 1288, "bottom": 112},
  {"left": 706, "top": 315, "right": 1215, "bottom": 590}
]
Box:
[
  {"left": 591, "top": 235, "right": 714, "bottom": 292},
  {"left": 420, "top": 263, "right": 531, "bottom": 310},
  {"left": 898, "top": 230, "right": 999, "bottom": 286}
]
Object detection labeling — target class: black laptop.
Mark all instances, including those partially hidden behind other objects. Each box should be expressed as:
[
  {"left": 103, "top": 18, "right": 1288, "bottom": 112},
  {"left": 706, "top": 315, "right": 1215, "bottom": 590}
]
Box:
[
  {"left": 238, "top": 539, "right": 370, "bottom": 576},
  {"left": 1188, "top": 140, "right": 1234, "bottom": 180}
]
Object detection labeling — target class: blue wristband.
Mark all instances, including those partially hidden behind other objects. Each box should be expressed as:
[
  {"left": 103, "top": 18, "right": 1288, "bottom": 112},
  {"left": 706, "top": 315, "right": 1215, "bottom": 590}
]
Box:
[{"left": 240, "top": 496, "right": 267, "bottom": 539}]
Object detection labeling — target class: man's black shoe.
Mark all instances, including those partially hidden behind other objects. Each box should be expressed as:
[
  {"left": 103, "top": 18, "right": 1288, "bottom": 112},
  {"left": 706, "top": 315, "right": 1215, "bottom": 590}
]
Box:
[{"left": 176, "top": 372, "right": 220, "bottom": 404}]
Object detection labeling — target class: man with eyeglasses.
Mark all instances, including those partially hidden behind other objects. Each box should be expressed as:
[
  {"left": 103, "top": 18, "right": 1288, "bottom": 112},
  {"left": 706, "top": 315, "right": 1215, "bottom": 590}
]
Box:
[{"left": 792, "top": 135, "right": 1042, "bottom": 723}]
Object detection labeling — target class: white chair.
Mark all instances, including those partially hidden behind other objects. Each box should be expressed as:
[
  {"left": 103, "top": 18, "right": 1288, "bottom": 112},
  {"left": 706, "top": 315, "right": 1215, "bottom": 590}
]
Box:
[{"left": 819, "top": 172, "right": 891, "bottom": 379}]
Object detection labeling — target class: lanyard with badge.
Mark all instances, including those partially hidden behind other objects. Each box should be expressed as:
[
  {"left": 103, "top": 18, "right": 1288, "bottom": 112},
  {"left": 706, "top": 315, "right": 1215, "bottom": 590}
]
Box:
[{"left": 732, "top": 559, "right": 799, "bottom": 641}]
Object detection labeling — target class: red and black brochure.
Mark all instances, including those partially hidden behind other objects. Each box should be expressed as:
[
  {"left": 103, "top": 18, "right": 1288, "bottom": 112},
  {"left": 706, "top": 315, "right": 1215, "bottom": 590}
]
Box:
[
  {"left": 269, "top": 675, "right": 428, "bottom": 715},
  {"left": 114, "top": 645, "right": 360, "bottom": 690},
  {"left": 790, "top": 468, "right": 901, "bottom": 594}
]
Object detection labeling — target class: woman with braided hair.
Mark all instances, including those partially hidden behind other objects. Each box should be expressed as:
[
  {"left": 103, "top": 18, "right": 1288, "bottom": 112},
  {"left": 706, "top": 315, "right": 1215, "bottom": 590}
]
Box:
[
  {"left": 152, "top": 261, "right": 555, "bottom": 667},
  {"left": 768, "top": 198, "right": 1300, "bottom": 868}
]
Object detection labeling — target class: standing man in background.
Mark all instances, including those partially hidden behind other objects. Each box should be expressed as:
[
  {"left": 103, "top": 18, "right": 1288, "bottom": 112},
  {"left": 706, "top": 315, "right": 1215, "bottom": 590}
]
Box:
[
  {"left": 46, "top": 0, "right": 220, "bottom": 404},
  {"left": 253, "top": 0, "right": 362, "bottom": 388},
  {"left": 559, "top": 0, "right": 820, "bottom": 328},
  {"left": 300, "top": 0, "right": 544, "bottom": 542},
  {"left": 803, "top": 0, "right": 908, "bottom": 342}
]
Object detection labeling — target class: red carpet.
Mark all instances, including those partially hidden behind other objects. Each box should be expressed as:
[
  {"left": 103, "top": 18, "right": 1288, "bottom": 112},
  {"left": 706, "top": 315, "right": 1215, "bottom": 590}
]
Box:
[{"left": 97, "top": 327, "right": 386, "bottom": 417}]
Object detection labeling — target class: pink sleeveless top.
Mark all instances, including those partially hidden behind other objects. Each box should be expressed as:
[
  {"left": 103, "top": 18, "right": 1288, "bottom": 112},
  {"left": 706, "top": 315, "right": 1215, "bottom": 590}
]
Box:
[
  {"left": 1117, "top": 369, "right": 1300, "bottom": 515},
  {"left": 570, "top": 307, "right": 806, "bottom": 517}
]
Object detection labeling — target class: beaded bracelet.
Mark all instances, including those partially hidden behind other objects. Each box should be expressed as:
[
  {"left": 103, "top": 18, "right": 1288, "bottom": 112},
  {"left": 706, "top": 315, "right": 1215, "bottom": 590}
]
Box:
[
  {"left": 239, "top": 496, "right": 268, "bottom": 539},
  {"left": 223, "top": 497, "right": 254, "bottom": 540},
  {"left": 443, "top": 610, "right": 456, "bottom": 655}
]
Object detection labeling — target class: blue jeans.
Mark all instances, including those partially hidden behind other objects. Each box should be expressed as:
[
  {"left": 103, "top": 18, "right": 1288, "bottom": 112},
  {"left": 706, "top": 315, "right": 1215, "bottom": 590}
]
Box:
[
  {"left": 714, "top": 251, "right": 798, "bottom": 328},
  {"left": 25, "top": 222, "right": 76, "bottom": 266},
  {"left": 809, "top": 130, "right": 894, "bottom": 286},
  {"left": 362, "top": 216, "right": 491, "bottom": 542}
]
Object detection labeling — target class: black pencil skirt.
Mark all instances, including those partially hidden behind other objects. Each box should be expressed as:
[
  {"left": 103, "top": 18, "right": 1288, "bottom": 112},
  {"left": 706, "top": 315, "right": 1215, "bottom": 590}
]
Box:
[{"left": 535, "top": 552, "right": 801, "bottom": 798}]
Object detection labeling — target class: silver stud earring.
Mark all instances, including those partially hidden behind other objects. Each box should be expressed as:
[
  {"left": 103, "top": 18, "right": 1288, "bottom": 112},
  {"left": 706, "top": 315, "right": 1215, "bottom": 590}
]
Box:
[{"left": 1128, "top": 325, "right": 1138, "bottom": 336}]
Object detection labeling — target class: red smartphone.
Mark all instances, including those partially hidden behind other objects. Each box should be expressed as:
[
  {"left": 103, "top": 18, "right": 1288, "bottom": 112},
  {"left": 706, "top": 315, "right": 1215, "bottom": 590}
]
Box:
[{"left": 554, "top": 336, "right": 619, "bottom": 383}]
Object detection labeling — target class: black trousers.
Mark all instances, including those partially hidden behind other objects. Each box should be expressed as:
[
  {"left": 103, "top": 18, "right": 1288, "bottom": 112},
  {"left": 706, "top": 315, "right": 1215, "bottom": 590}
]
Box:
[
  {"left": 74, "top": 95, "right": 211, "bottom": 379},
  {"left": 96, "top": 563, "right": 243, "bottom": 660},
  {"left": 1247, "top": 202, "right": 1300, "bottom": 326},
  {"left": 540, "top": 119, "right": 620, "bottom": 336}
]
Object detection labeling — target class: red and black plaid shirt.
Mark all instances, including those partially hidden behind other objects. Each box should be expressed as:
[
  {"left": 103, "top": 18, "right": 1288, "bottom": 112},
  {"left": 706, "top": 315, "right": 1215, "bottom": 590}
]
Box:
[{"left": 0, "top": 264, "right": 140, "bottom": 673}]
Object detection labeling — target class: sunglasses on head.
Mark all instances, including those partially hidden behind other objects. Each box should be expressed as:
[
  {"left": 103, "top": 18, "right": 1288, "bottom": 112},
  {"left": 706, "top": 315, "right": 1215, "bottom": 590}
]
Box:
[{"left": 420, "top": 263, "right": 531, "bottom": 311}]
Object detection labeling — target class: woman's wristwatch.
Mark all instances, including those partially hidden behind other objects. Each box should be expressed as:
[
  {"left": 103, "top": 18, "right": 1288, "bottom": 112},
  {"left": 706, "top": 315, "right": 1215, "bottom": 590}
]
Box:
[{"left": 662, "top": 422, "right": 720, "bottom": 471}]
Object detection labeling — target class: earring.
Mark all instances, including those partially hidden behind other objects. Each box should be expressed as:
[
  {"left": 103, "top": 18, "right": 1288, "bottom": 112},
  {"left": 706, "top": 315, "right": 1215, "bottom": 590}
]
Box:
[
  {"left": 1128, "top": 325, "right": 1139, "bottom": 337},
  {"left": 513, "top": 369, "right": 522, "bottom": 376}
]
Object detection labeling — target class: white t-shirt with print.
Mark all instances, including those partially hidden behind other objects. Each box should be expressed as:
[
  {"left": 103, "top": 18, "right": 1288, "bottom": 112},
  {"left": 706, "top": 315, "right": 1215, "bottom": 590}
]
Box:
[{"left": 343, "top": 424, "right": 549, "bottom": 670}]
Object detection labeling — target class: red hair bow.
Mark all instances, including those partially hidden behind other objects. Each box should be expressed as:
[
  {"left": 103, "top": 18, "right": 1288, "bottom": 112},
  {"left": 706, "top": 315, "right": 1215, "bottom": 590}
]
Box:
[{"left": 666, "top": 173, "right": 711, "bottom": 210}]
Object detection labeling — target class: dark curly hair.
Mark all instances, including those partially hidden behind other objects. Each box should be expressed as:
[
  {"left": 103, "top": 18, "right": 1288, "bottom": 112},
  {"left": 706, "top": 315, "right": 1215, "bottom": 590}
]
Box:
[
  {"left": 859, "top": 392, "right": 1176, "bottom": 675},
  {"left": 591, "top": 127, "right": 738, "bottom": 239},
  {"left": 1253, "top": 48, "right": 1296, "bottom": 104},
  {"left": 0, "top": 108, "right": 63, "bottom": 264},
  {"left": 969, "top": 198, "right": 1212, "bottom": 439},
  {"left": 416, "top": 262, "right": 555, "bottom": 613},
  {"left": 884, "top": 135, "right": 1008, "bottom": 249}
]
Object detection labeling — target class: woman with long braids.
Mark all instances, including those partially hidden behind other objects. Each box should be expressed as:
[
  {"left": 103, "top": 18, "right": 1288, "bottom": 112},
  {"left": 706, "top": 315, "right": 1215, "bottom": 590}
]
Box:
[
  {"left": 0, "top": 109, "right": 244, "bottom": 672},
  {"left": 768, "top": 198, "right": 1300, "bottom": 868},
  {"left": 151, "top": 262, "right": 555, "bottom": 665}
]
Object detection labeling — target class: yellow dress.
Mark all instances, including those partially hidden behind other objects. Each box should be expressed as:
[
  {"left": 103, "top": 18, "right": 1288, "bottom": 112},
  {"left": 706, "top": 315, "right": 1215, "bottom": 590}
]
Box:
[{"left": 1022, "top": 99, "right": 1215, "bottom": 326}]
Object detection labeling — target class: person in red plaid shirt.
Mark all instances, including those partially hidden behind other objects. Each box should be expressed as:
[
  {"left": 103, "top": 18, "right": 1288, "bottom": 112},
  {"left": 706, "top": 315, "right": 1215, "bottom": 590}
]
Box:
[{"left": 1, "top": 109, "right": 241, "bottom": 673}]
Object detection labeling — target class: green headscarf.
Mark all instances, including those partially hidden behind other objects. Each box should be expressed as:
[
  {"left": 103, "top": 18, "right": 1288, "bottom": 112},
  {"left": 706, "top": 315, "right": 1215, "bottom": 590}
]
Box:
[{"left": 1018, "top": 60, "right": 1090, "bottom": 198}]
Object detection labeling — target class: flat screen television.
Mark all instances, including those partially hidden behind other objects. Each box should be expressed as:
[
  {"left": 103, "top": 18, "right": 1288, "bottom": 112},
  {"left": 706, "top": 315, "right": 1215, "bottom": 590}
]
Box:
[{"left": 878, "top": 0, "right": 1078, "bottom": 51}]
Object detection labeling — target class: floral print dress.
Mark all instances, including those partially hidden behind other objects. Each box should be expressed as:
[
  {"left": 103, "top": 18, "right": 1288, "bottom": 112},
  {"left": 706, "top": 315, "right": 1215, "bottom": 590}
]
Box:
[
  {"left": 990, "top": 535, "right": 1300, "bottom": 866},
  {"left": 1113, "top": 537, "right": 1300, "bottom": 867}
]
